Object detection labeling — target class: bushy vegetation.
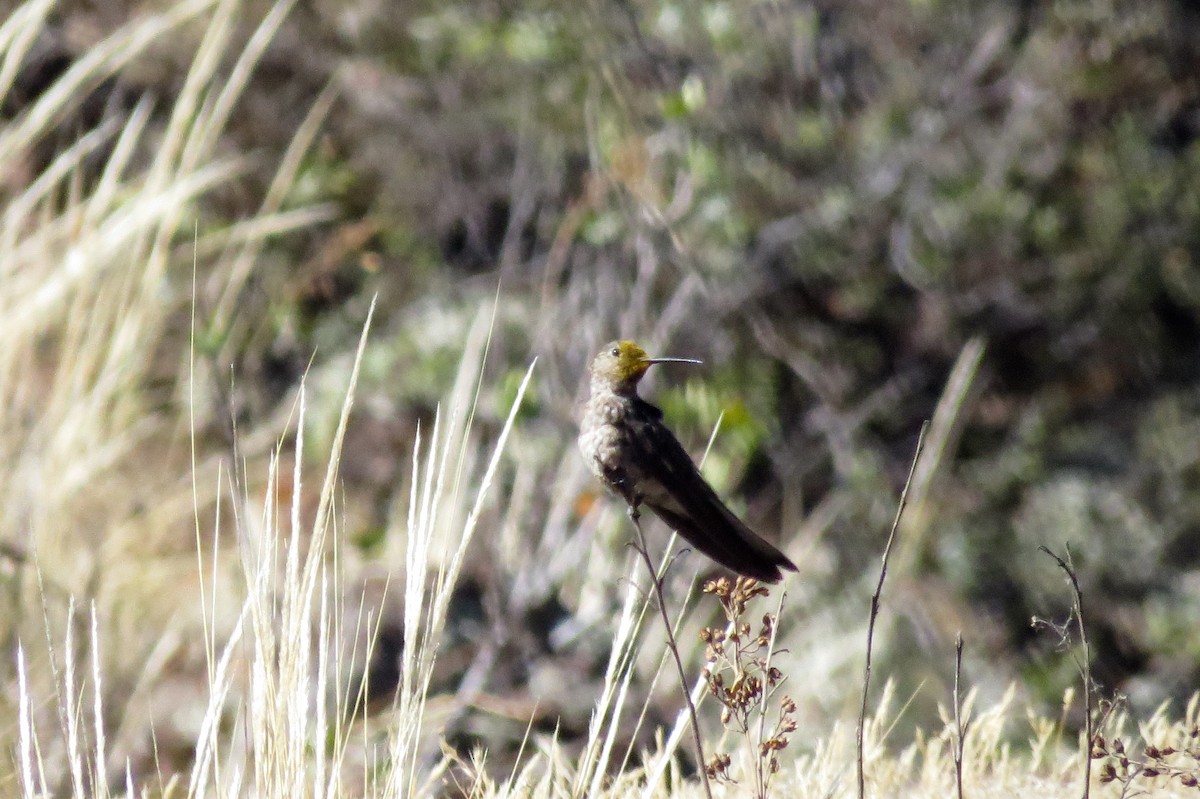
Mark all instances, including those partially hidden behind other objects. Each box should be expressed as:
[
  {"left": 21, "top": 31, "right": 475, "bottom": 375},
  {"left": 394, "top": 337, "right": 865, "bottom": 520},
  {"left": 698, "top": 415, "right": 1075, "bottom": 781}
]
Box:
[{"left": 3, "top": 0, "right": 1200, "bottom": 795}]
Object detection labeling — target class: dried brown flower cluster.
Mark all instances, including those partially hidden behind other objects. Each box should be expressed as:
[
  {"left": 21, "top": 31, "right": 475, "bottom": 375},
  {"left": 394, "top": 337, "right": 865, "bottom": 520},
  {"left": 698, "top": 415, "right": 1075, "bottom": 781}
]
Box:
[
  {"left": 699, "top": 577, "right": 797, "bottom": 794},
  {"left": 1093, "top": 724, "right": 1200, "bottom": 791}
]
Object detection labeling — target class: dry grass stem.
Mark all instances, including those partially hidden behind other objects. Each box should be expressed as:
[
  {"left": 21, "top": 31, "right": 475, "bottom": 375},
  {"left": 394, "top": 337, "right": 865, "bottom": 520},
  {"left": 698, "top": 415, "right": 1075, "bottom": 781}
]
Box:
[
  {"left": 628, "top": 508, "right": 713, "bottom": 799},
  {"left": 857, "top": 420, "right": 929, "bottom": 799}
]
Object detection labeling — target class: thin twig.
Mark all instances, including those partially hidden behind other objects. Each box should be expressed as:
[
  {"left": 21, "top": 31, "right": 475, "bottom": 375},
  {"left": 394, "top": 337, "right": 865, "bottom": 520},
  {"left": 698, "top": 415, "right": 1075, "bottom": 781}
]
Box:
[
  {"left": 953, "top": 633, "right": 969, "bottom": 799},
  {"left": 1039, "top": 544, "right": 1092, "bottom": 799},
  {"left": 857, "top": 421, "right": 928, "bottom": 799},
  {"left": 629, "top": 507, "right": 714, "bottom": 799},
  {"left": 755, "top": 588, "right": 787, "bottom": 799}
]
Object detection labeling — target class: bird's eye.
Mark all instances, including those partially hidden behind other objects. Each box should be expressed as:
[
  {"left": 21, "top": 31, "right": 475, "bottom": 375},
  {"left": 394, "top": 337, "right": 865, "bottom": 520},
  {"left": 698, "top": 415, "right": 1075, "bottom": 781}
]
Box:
[{"left": 610, "top": 347, "right": 620, "bottom": 357}]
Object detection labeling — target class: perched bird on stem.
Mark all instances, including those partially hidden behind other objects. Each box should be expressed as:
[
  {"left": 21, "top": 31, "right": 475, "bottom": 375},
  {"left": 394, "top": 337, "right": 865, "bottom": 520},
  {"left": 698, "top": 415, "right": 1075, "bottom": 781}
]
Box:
[{"left": 579, "top": 340, "right": 796, "bottom": 583}]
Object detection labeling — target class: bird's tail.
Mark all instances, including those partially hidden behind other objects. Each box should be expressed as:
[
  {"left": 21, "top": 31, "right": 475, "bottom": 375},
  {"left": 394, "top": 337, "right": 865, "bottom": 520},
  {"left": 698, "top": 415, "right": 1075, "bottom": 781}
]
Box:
[{"left": 646, "top": 499, "right": 796, "bottom": 583}]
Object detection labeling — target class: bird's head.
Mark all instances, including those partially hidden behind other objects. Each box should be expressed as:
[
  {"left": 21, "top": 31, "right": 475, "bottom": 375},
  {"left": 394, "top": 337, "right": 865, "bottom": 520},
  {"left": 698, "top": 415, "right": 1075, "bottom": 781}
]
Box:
[{"left": 589, "top": 340, "right": 700, "bottom": 394}]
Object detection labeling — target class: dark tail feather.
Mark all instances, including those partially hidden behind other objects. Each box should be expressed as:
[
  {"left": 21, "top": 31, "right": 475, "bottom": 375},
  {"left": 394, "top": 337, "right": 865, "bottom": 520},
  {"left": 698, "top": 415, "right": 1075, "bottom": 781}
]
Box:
[{"left": 645, "top": 501, "right": 796, "bottom": 583}]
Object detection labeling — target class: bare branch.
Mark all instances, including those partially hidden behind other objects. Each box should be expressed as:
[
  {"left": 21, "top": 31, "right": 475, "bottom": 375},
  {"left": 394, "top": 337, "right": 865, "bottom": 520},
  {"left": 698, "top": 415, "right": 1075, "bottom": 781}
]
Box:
[{"left": 857, "top": 421, "right": 929, "bottom": 799}]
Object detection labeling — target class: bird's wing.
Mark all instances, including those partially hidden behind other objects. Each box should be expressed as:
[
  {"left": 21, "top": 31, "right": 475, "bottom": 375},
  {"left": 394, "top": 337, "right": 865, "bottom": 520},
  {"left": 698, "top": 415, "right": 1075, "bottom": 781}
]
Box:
[{"left": 626, "top": 397, "right": 795, "bottom": 581}]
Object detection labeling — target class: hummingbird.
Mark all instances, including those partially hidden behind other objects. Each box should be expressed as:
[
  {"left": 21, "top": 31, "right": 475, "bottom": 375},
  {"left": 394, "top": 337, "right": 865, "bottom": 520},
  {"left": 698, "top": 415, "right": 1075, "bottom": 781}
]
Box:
[{"left": 578, "top": 340, "right": 796, "bottom": 583}]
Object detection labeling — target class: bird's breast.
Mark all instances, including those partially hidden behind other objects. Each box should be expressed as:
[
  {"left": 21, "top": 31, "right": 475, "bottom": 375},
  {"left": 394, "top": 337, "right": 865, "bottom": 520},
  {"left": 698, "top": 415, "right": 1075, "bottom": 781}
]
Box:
[{"left": 578, "top": 394, "right": 631, "bottom": 479}]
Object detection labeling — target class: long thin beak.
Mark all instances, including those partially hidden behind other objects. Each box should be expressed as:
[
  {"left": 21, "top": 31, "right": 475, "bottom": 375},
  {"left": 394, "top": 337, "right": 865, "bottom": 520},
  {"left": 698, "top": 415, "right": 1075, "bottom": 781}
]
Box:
[{"left": 642, "top": 356, "right": 702, "bottom": 366}]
